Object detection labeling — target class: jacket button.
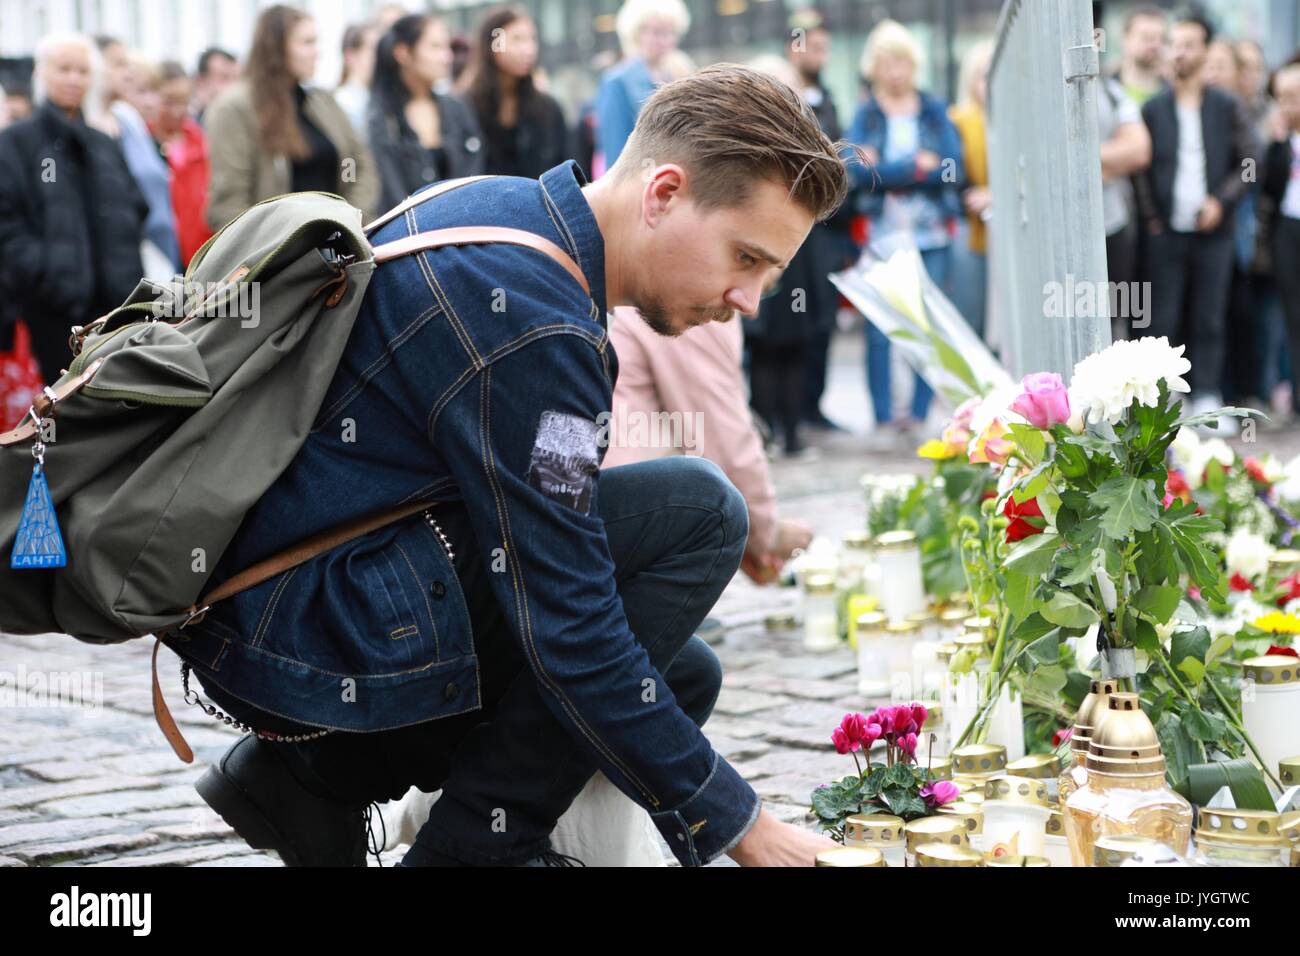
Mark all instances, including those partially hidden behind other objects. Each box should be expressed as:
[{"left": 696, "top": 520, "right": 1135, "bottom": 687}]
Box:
[
  {"left": 422, "top": 167, "right": 436, "bottom": 181},
  {"left": 431, "top": 580, "right": 446, "bottom": 599},
  {"left": 444, "top": 682, "right": 458, "bottom": 701}
]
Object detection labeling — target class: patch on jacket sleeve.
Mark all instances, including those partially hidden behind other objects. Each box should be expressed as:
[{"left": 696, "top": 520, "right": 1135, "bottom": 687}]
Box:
[{"left": 526, "top": 411, "right": 600, "bottom": 514}]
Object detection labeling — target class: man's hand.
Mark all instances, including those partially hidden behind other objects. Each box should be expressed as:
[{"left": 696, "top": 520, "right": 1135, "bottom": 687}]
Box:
[
  {"left": 729, "top": 807, "right": 839, "bottom": 866},
  {"left": 1197, "top": 196, "right": 1224, "bottom": 233},
  {"left": 741, "top": 519, "right": 812, "bottom": 585}
]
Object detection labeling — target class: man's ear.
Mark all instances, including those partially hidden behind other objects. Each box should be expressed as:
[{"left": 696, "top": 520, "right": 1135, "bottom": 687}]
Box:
[{"left": 642, "top": 163, "right": 687, "bottom": 227}]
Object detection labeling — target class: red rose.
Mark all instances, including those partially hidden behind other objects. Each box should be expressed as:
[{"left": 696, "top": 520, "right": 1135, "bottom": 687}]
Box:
[
  {"left": 1277, "top": 573, "right": 1300, "bottom": 607},
  {"left": 1266, "top": 645, "right": 1299, "bottom": 659},
  {"left": 1230, "top": 572, "right": 1256, "bottom": 592},
  {"left": 1244, "top": 457, "right": 1271, "bottom": 485},
  {"left": 1003, "top": 496, "right": 1046, "bottom": 543},
  {"left": 1052, "top": 726, "right": 1074, "bottom": 748},
  {"left": 1165, "top": 470, "right": 1192, "bottom": 503}
]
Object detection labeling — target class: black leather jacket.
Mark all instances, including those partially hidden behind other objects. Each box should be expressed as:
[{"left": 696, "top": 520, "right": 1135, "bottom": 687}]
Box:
[{"left": 367, "top": 93, "right": 487, "bottom": 212}]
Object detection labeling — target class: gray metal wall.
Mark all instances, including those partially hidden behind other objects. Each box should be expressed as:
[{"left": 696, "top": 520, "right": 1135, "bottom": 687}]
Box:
[{"left": 987, "top": 0, "right": 1112, "bottom": 378}]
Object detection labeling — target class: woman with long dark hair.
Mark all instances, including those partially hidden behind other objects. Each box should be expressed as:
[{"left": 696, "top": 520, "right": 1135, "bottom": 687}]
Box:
[
  {"left": 367, "top": 13, "right": 485, "bottom": 210},
  {"left": 205, "top": 4, "right": 378, "bottom": 228},
  {"left": 457, "top": 5, "right": 570, "bottom": 179}
]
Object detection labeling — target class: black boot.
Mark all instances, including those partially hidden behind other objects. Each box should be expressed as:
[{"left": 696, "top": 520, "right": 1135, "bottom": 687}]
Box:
[{"left": 196, "top": 735, "right": 369, "bottom": 867}]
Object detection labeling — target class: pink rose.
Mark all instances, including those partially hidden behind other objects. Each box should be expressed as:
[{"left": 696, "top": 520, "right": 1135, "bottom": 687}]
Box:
[
  {"left": 1011, "top": 372, "right": 1071, "bottom": 430},
  {"left": 831, "top": 727, "right": 858, "bottom": 754},
  {"left": 951, "top": 397, "right": 981, "bottom": 430},
  {"left": 921, "top": 779, "right": 960, "bottom": 807}
]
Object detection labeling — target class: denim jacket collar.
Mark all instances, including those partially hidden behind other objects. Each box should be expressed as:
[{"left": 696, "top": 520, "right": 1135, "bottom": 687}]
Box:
[{"left": 539, "top": 160, "right": 608, "bottom": 319}]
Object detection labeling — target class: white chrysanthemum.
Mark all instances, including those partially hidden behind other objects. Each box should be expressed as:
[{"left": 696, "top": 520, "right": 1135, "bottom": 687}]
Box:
[
  {"left": 1225, "top": 528, "right": 1273, "bottom": 580},
  {"left": 1068, "top": 337, "right": 1192, "bottom": 426},
  {"left": 1169, "top": 425, "right": 1202, "bottom": 473}
]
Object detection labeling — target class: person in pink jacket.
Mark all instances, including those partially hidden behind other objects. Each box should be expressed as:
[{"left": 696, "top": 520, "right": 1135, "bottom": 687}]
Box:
[{"left": 603, "top": 306, "right": 812, "bottom": 583}]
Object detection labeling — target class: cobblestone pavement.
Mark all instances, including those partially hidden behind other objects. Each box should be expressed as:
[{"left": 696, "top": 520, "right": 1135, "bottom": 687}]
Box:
[{"left": 4, "top": 329, "right": 1299, "bottom": 867}]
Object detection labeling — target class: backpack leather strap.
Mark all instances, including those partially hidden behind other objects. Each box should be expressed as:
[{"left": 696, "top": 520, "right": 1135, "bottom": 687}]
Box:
[
  {"left": 152, "top": 639, "right": 194, "bottom": 763},
  {"left": 372, "top": 226, "right": 590, "bottom": 297},
  {"left": 364, "top": 175, "right": 495, "bottom": 234},
  {"left": 0, "top": 358, "right": 105, "bottom": 448}
]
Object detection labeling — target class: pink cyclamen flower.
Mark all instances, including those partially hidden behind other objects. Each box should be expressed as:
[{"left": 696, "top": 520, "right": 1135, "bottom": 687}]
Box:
[
  {"left": 890, "top": 705, "right": 916, "bottom": 736},
  {"left": 831, "top": 727, "right": 858, "bottom": 754},
  {"left": 862, "top": 723, "right": 883, "bottom": 747},
  {"left": 871, "top": 707, "right": 893, "bottom": 734},
  {"left": 921, "top": 780, "right": 960, "bottom": 807},
  {"left": 1011, "top": 372, "right": 1071, "bottom": 430},
  {"left": 910, "top": 703, "right": 928, "bottom": 729},
  {"left": 898, "top": 732, "right": 918, "bottom": 758},
  {"left": 839, "top": 712, "right": 869, "bottom": 744}
]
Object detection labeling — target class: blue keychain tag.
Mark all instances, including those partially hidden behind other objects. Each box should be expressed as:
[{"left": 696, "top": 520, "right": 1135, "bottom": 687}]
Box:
[{"left": 11, "top": 456, "right": 66, "bottom": 570}]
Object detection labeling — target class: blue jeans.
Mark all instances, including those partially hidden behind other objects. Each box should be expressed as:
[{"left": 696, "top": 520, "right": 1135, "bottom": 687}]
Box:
[
  {"left": 866, "top": 246, "right": 951, "bottom": 424},
  {"left": 201, "top": 457, "right": 741, "bottom": 864}
]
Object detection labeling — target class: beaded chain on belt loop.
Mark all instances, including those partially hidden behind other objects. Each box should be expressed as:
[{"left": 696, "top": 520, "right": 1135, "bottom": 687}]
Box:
[
  {"left": 177, "top": 508, "right": 456, "bottom": 742},
  {"left": 180, "top": 660, "right": 335, "bottom": 742}
]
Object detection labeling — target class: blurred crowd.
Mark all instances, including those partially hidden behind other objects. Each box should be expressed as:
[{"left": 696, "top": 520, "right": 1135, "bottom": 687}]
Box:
[{"left": 1, "top": 0, "right": 1299, "bottom": 464}]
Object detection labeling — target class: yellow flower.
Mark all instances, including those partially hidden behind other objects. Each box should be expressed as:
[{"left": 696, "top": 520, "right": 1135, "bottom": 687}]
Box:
[
  {"left": 1252, "top": 611, "right": 1300, "bottom": 635},
  {"left": 918, "top": 439, "right": 958, "bottom": 461}
]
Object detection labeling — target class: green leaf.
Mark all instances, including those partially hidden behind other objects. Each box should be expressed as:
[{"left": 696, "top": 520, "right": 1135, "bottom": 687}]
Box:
[
  {"left": 1004, "top": 532, "right": 1060, "bottom": 577},
  {"left": 1181, "top": 708, "right": 1228, "bottom": 742},
  {"left": 1012, "top": 460, "right": 1051, "bottom": 504},
  {"left": 1025, "top": 632, "right": 1062, "bottom": 667},
  {"left": 1177, "top": 657, "right": 1207, "bottom": 686},
  {"left": 1155, "top": 711, "right": 1204, "bottom": 798},
  {"left": 1092, "top": 475, "right": 1161, "bottom": 539},
  {"left": 1132, "top": 585, "right": 1182, "bottom": 625},
  {"left": 1205, "top": 634, "right": 1234, "bottom": 667},
  {"left": 1174, "top": 407, "right": 1262, "bottom": 431},
  {"left": 1024, "top": 662, "right": 1068, "bottom": 698},
  {"left": 1007, "top": 423, "right": 1046, "bottom": 464},
  {"left": 1171, "top": 627, "right": 1211, "bottom": 670},
  {"left": 1187, "top": 759, "right": 1275, "bottom": 810},
  {"left": 1057, "top": 546, "right": 1101, "bottom": 587},
  {"left": 883, "top": 762, "right": 915, "bottom": 788},
  {"left": 1133, "top": 618, "right": 1160, "bottom": 653},
  {"left": 1063, "top": 431, "right": 1121, "bottom": 459},
  {"left": 930, "top": 333, "right": 982, "bottom": 396},
  {"left": 1040, "top": 590, "right": 1101, "bottom": 629},
  {"left": 1004, "top": 570, "right": 1036, "bottom": 623},
  {"left": 1009, "top": 613, "right": 1058, "bottom": 645}
]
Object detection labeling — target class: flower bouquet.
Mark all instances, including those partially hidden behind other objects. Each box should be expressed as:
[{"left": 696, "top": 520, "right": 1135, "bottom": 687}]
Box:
[
  {"left": 950, "top": 337, "right": 1285, "bottom": 797},
  {"left": 810, "top": 704, "right": 959, "bottom": 841},
  {"left": 830, "top": 237, "right": 1011, "bottom": 407}
]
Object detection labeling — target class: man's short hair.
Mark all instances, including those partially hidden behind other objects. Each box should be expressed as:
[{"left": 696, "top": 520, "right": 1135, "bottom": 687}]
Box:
[
  {"left": 1124, "top": 4, "right": 1166, "bottom": 34},
  {"left": 197, "top": 47, "right": 236, "bottom": 77},
  {"left": 1175, "top": 9, "right": 1215, "bottom": 45},
  {"left": 612, "top": 63, "right": 850, "bottom": 223}
]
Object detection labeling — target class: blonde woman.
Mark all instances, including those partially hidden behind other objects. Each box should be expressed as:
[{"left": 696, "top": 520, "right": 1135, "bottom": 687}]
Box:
[
  {"left": 949, "top": 40, "right": 993, "bottom": 338},
  {"left": 594, "top": 0, "right": 690, "bottom": 170},
  {"left": 846, "top": 19, "right": 963, "bottom": 437}
]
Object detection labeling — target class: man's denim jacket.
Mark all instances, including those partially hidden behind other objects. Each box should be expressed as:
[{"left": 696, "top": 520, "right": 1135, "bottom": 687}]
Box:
[{"left": 168, "top": 161, "right": 761, "bottom": 865}]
